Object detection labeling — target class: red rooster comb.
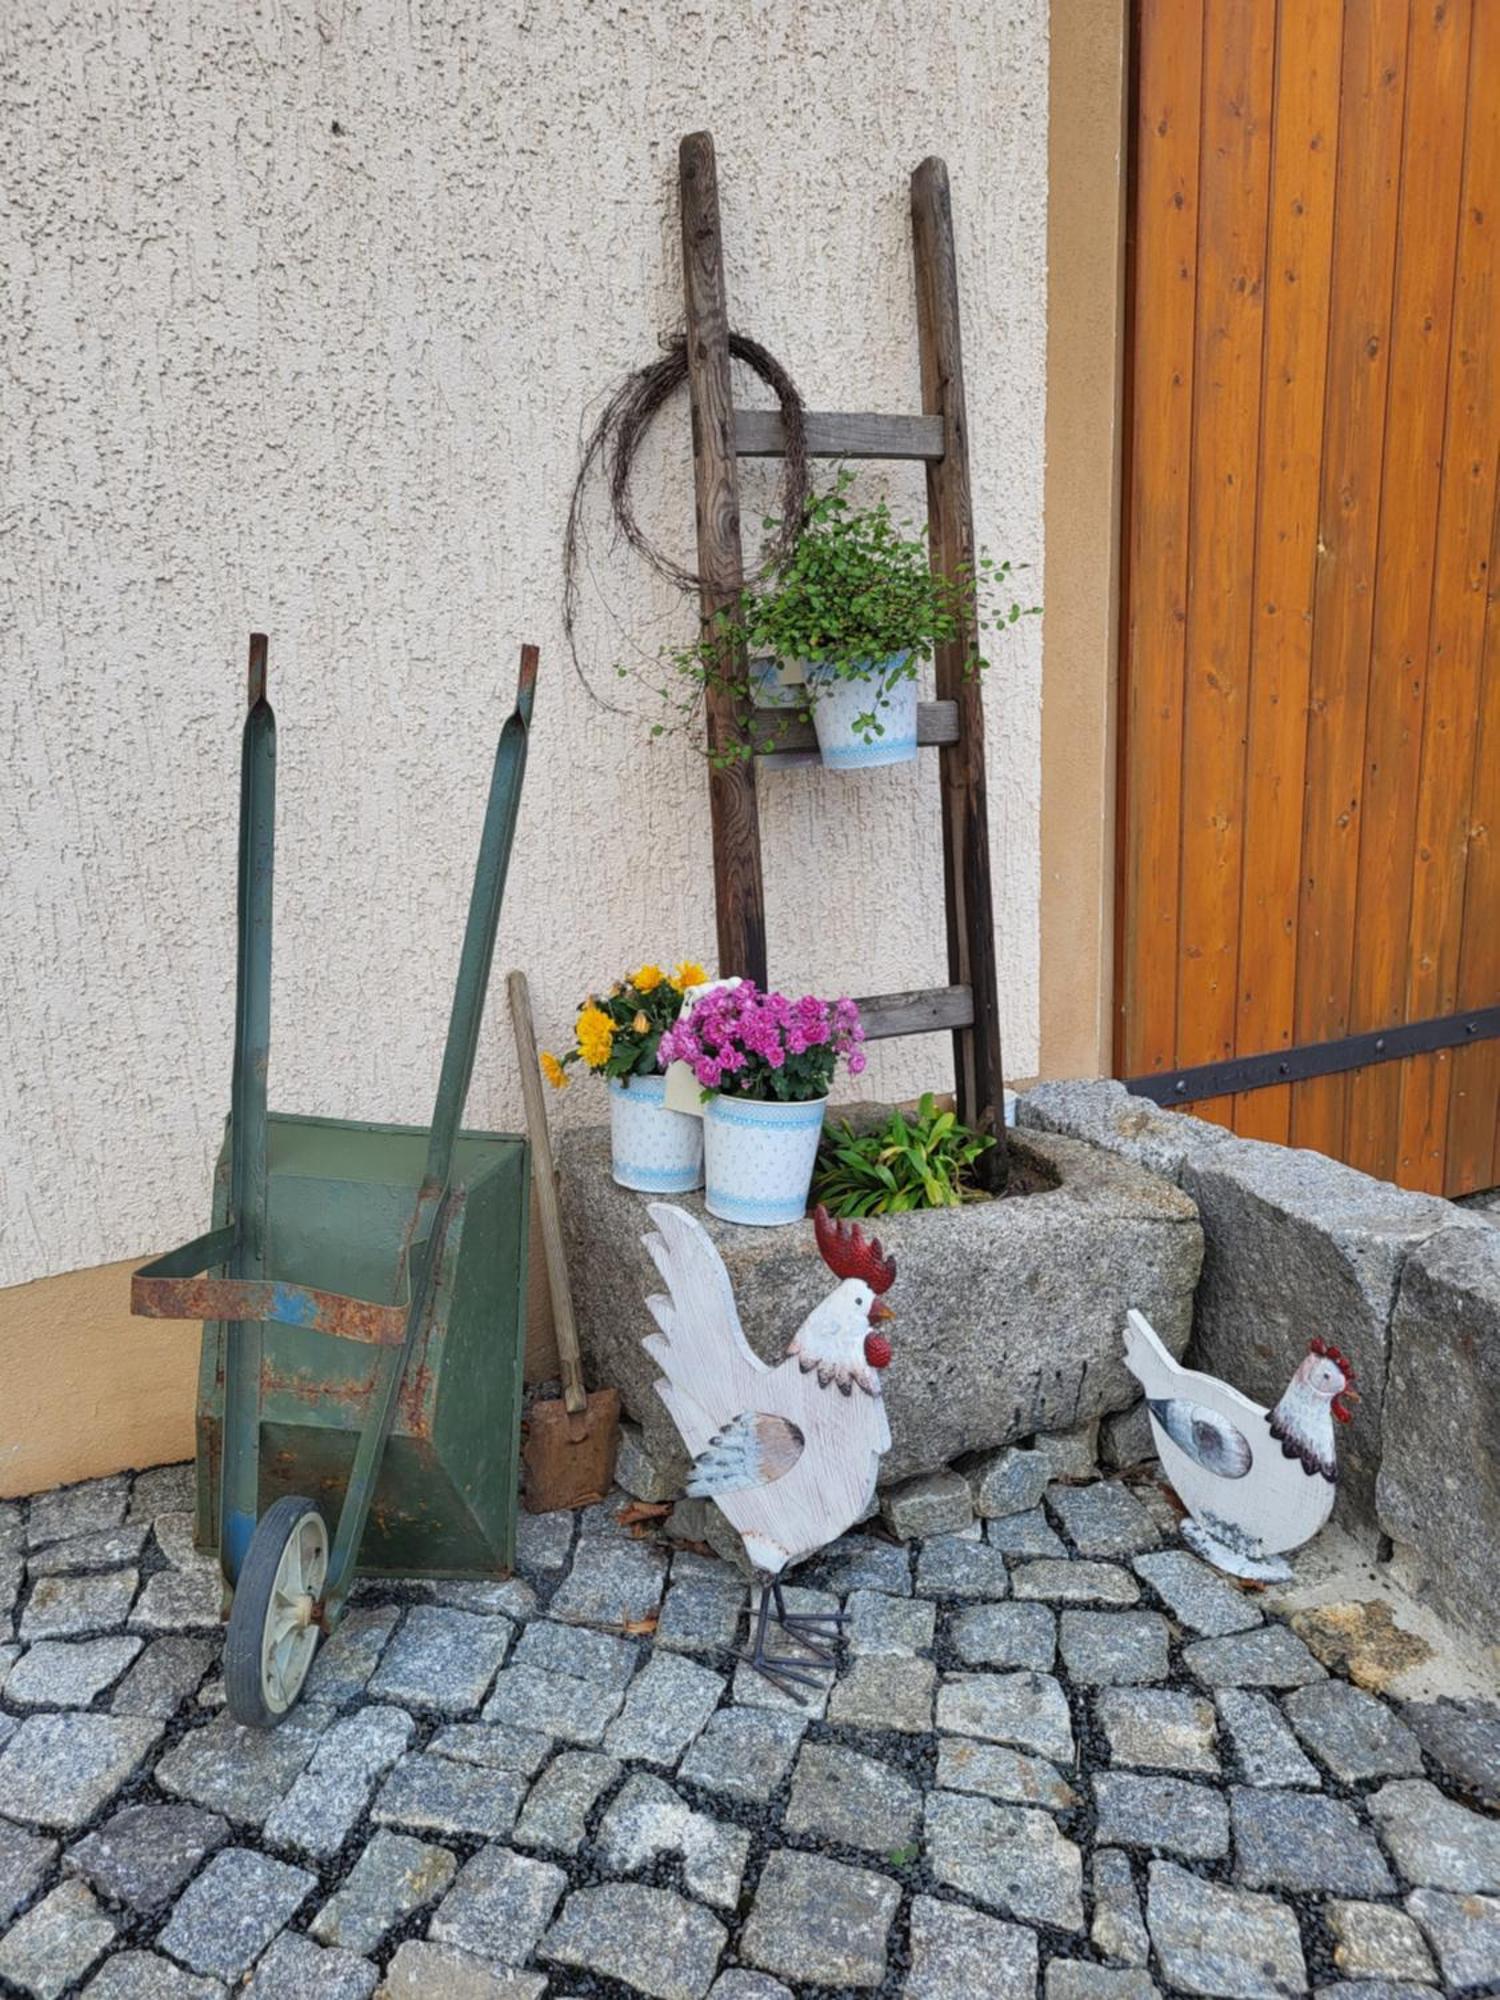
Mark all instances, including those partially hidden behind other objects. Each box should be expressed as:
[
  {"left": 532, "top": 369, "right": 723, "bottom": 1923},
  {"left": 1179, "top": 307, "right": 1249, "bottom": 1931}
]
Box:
[
  {"left": 1309, "top": 1336, "right": 1359, "bottom": 1423},
  {"left": 813, "top": 1205, "right": 897, "bottom": 1294}
]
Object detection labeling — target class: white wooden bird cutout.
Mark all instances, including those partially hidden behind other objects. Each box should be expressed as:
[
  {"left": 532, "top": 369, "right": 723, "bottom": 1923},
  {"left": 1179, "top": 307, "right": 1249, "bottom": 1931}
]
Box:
[
  {"left": 1123, "top": 1307, "right": 1359, "bottom": 1582},
  {"left": 641, "top": 1201, "right": 897, "bottom": 1694}
]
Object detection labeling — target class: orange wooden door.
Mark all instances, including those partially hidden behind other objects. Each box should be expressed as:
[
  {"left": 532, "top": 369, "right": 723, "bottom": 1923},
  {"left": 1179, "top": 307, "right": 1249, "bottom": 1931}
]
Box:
[{"left": 1119, "top": 0, "right": 1500, "bottom": 1195}]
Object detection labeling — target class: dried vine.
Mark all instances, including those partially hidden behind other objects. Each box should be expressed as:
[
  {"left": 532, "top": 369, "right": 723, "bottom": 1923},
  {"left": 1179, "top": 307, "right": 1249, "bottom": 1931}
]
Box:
[{"left": 562, "top": 331, "right": 808, "bottom": 711}]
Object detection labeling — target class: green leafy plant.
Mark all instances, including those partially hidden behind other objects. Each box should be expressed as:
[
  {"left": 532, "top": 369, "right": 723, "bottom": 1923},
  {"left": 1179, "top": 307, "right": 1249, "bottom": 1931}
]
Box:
[
  {"left": 626, "top": 472, "right": 1037, "bottom": 763},
  {"left": 811, "top": 1093, "right": 996, "bottom": 1216}
]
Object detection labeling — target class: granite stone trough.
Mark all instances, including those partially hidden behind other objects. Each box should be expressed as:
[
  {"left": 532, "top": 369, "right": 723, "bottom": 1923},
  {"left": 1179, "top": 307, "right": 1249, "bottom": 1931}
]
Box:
[{"left": 558, "top": 1124, "right": 1203, "bottom": 1492}]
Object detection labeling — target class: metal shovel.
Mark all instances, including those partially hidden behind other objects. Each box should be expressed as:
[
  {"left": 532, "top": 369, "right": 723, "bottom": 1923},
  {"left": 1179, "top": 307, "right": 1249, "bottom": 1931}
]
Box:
[{"left": 508, "top": 970, "right": 622, "bottom": 1511}]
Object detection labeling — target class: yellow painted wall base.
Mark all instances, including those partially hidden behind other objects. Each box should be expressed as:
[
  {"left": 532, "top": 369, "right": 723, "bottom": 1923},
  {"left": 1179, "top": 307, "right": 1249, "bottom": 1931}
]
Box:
[
  {"left": 1, "top": 1187, "right": 560, "bottom": 1500},
  {"left": 0, "top": 1257, "right": 196, "bottom": 1499}
]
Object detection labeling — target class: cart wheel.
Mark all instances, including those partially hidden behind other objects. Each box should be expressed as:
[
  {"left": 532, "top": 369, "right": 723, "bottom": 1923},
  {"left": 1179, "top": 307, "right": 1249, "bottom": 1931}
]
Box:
[{"left": 225, "top": 1495, "right": 329, "bottom": 1728}]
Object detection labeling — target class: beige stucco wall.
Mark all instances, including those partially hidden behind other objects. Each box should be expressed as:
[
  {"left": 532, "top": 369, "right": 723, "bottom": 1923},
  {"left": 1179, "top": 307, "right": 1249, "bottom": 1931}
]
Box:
[{"left": 1, "top": 0, "right": 1048, "bottom": 1297}]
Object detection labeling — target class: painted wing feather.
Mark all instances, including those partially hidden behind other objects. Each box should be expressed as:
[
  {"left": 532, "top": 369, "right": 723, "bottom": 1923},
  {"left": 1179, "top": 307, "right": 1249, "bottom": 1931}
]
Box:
[
  {"left": 1148, "top": 1397, "right": 1254, "bottom": 1479},
  {"left": 686, "top": 1412, "right": 806, "bottom": 1498},
  {"left": 642, "top": 1202, "right": 772, "bottom": 1459}
]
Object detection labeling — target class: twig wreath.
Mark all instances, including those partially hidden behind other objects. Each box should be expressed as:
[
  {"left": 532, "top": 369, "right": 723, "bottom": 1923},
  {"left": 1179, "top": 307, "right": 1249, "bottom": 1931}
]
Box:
[{"left": 562, "top": 332, "right": 808, "bottom": 712}]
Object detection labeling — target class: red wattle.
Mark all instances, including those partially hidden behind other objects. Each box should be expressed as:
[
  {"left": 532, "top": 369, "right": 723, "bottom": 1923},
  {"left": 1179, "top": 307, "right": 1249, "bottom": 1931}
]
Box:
[{"left": 864, "top": 1333, "right": 892, "bottom": 1370}]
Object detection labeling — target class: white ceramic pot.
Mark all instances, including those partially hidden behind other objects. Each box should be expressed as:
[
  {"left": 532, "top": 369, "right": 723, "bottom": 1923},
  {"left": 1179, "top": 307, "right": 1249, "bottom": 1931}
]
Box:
[
  {"left": 609, "top": 1075, "right": 704, "bottom": 1193},
  {"left": 702, "top": 1092, "right": 828, "bottom": 1227},
  {"left": 749, "top": 656, "right": 806, "bottom": 709},
  {"left": 807, "top": 653, "right": 917, "bottom": 769}
]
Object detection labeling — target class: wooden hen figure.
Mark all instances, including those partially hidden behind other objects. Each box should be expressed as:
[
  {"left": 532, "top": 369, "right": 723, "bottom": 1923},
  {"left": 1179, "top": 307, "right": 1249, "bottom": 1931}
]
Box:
[
  {"left": 1124, "top": 1308, "right": 1358, "bottom": 1582},
  {"left": 641, "top": 1201, "right": 896, "bottom": 1695}
]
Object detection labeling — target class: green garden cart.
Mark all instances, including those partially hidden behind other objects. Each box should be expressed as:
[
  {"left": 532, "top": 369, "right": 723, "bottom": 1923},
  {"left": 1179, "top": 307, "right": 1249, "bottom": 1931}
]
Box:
[{"left": 132, "top": 635, "right": 536, "bottom": 1726}]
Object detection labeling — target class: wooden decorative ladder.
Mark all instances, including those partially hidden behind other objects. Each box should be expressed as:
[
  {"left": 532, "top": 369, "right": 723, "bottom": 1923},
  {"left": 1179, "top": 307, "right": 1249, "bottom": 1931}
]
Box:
[{"left": 677, "top": 131, "right": 1009, "bottom": 1188}]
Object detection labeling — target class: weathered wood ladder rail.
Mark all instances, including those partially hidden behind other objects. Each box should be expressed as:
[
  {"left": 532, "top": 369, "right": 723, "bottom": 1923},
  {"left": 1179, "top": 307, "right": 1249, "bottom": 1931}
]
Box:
[{"left": 677, "top": 131, "right": 1008, "bottom": 1189}]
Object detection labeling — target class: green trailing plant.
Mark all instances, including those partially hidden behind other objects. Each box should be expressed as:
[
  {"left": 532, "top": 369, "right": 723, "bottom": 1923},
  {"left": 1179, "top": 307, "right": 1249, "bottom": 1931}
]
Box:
[
  {"left": 811, "top": 1093, "right": 996, "bottom": 1216},
  {"left": 624, "top": 472, "right": 1038, "bottom": 763}
]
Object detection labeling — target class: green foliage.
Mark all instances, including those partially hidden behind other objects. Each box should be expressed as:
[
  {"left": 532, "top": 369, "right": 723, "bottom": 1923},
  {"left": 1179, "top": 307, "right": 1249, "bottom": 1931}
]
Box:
[
  {"left": 623, "top": 471, "right": 1038, "bottom": 764},
  {"left": 811, "top": 1093, "right": 995, "bottom": 1216}
]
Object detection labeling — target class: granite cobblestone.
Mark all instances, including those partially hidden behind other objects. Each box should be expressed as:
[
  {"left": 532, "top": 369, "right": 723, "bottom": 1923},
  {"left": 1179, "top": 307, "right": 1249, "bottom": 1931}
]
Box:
[{"left": 1, "top": 1459, "right": 1492, "bottom": 2000}]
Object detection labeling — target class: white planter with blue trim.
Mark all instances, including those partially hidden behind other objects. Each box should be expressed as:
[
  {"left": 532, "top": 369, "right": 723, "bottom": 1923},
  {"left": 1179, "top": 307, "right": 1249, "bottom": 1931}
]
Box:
[
  {"left": 702, "top": 1092, "right": 828, "bottom": 1227},
  {"left": 609, "top": 1075, "right": 703, "bottom": 1194},
  {"left": 807, "top": 653, "right": 917, "bottom": 770},
  {"left": 749, "top": 656, "right": 806, "bottom": 709}
]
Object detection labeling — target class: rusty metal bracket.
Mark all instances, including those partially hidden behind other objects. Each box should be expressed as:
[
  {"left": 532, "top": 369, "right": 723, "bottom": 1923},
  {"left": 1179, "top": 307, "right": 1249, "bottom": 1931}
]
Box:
[{"left": 132, "top": 1228, "right": 411, "bottom": 1346}]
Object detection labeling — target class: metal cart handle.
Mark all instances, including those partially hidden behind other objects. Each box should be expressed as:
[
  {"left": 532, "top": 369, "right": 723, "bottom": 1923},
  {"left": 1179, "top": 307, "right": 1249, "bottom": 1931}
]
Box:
[{"left": 131, "top": 1227, "right": 412, "bottom": 1346}]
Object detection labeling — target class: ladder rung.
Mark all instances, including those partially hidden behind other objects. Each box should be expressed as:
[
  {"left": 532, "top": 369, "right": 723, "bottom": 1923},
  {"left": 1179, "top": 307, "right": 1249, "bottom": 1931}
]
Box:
[
  {"left": 854, "top": 985, "right": 974, "bottom": 1040},
  {"left": 751, "top": 700, "right": 959, "bottom": 756},
  {"left": 735, "top": 409, "right": 946, "bottom": 461}
]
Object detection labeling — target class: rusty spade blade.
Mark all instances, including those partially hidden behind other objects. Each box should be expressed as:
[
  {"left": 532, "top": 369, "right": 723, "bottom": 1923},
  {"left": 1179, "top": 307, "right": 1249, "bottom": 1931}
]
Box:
[{"left": 522, "top": 1385, "right": 622, "bottom": 1513}]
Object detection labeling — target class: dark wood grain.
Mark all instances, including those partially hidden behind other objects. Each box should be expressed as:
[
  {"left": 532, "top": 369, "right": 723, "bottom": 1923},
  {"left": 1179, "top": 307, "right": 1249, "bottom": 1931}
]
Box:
[
  {"left": 854, "top": 985, "right": 975, "bottom": 1039},
  {"left": 734, "top": 409, "right": 946, "bottom": 461},
  {"left": 751, "top": 700, "right": 960, "bottom": 756},
  {"left": 911, "top": 155, "right": 1009, "bottom": 1188},
  {"left": 679, "top": 131, "right": 767, "bottom": 984}
]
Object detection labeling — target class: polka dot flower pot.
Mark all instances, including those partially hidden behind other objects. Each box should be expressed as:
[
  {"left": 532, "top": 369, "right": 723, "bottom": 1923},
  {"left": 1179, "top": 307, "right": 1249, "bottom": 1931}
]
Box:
[
  {"left": 808, "top": 653, "right": 917, "bottom": 770},
  {"left": 702, "top": 1092, "right": 828, "bottom": 1227},
  {"left": 608, "top": 1075, "right": 703, "bottom": 1193}
]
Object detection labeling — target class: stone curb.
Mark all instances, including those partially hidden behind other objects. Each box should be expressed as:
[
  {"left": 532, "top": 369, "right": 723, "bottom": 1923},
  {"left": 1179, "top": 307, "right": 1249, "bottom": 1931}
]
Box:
[{"left": 1017, "top": 1079, "right": 1492, "bottom": 1631}]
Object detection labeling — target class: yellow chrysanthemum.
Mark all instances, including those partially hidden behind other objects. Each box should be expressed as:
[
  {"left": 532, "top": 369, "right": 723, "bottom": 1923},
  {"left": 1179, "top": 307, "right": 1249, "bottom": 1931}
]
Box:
[
  {"left": 630, "top": 963, "right": 665, "bottom": 994},
  {"left": 670, "top": 959, "right": 709, "bottom": 993},
  {"left": 539, "top": 1051, "right": 569, "bottom": 1090},
  {"left": 575, "top": 1002, "right": 614, "bottom": 1070}
]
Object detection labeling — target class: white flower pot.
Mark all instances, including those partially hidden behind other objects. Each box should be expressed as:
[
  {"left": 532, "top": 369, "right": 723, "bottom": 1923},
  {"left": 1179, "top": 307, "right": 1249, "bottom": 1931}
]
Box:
[
  {"left": 609, "top": 1075, "right": 703, "bottom": 1193},
  {"left": 807, "top": 653, "right": 917, "bottom": 770},
  {"left": 749, "top": 656, "right": 806, "bottom": 709},
  {"left": 702, "top": 1092, "right": 828, "bottom": 1227}
]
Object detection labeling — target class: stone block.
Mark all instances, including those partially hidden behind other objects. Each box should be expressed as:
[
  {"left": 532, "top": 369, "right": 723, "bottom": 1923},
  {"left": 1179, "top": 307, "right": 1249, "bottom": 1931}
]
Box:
[
  {"left": 880, "top": 1469, "right": 973, "bottom": 1540},
  {"left": 542, "top": 1882, "right": 726, "bottom": 2000},
  {"left": 1377, "top": 1223, "right": 1500, "bottom": 1636},
  {"left": 614, "top": 1420, "right": 680, "bottom": 1504},
  {"left": 926, "top": 1790, "right": 1084, "bottom": 1930},
  {"left": 1182, "top": 1137, "right": 1471, "bottom": 1529},
  {"left": 1029, "top": 1420, "right": 1101, "bottom": 1481},
  {"left": 1101, "top": 1401, "right": 1157, "bottom": 1469},
  {"left": 965, "top": 1446, "right": 1050, "bottom": 1519},
  {"left": 560, "top": 1126, "right": 1200, "bottom": 1485},
  {"left": 906, "top": 1894, "right": 1037, "bottom": 2000},
  {"left": 1146, "top": 1860, "right": 1306, "bottom": 1998},
  {"left": 739, "top": 1851, "right": 899, "bottom": 1989},
  {"left": 1018, "top": 1080, "right": 1234, "bottom": 1181},
  {"left": 0, "top": 1878, "right": 114, "bottom": 1998}
]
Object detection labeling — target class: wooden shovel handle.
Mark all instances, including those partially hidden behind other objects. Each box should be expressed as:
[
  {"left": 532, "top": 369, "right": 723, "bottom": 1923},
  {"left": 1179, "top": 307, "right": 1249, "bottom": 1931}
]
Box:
[{"left": 508, "top": 971, "right": 587, "bottom": 1415}]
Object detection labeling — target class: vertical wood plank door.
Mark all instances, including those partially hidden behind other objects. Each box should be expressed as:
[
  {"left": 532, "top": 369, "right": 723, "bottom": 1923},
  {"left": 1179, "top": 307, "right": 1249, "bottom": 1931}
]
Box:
[{"left": 1120, "top": 0, "right": 1500, "bottom": 1195}]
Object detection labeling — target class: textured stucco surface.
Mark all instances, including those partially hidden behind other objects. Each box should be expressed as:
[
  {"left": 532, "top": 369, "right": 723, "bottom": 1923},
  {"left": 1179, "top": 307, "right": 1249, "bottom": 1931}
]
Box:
[{"left": 0, "top": 0, "right": 1048, "bottom": 1286}]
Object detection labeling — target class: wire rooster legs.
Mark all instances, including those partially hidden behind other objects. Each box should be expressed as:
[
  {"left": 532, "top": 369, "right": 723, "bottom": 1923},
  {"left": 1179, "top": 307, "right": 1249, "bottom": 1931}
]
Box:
[{"left": 743, "top": 1578, "right": 847, "bottom": 1697}]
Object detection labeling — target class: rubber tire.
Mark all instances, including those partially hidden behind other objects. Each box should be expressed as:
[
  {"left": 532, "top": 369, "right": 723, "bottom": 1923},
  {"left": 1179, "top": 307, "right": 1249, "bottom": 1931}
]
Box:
[{"left": 224, "top": 1495, "right": 327, "bottom": 1728}]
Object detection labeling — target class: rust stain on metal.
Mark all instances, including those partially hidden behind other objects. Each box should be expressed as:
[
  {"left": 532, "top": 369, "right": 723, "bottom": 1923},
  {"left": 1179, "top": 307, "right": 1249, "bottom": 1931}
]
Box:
[
  {"left": 260, "top": 1362, "right": 377, "bottom": 1409},
  {"left": 132, "top": 1270, "right": 406, "bottom": 1347}
]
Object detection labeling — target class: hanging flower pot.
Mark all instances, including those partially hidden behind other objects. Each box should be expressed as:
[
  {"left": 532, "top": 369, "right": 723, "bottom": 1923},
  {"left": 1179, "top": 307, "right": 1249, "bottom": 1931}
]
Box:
[
  {"left": 658, "top": 983, "right": 866, "bottom": 1230},
  {"left": 608, "top": 1074, "right": 703, "bottom": 1193},
  {"left": 749, "top": 655, "right": 805, "bottom": 710},
  {"left": 806, "top": 653, "right": 917, "bottom": 770},
  {"left": 631, "top": 472, "right": 1038, "bottom": 778},
  {"left": 701, "top": 1090, "right": 828, "bottom": 1225}
]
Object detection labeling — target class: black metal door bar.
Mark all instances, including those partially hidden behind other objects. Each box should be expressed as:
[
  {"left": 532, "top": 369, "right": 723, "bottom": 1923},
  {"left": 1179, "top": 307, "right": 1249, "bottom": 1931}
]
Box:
[{"left": 1126, "top": 1005, "right": 1500, "bottom": 1107}]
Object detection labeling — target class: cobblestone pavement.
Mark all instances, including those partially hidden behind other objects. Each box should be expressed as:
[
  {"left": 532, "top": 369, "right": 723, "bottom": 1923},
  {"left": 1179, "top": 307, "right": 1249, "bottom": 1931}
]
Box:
[{"left": 1, "top": 1464, "right": 1497, "bottom": 1998}]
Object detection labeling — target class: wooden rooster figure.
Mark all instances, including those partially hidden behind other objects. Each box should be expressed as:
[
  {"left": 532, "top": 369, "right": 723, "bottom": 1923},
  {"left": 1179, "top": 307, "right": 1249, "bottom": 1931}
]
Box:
[
  {"left": 1124, "top": 1308, "right": 1358, "bottom": 1581},
  {"left": 641, "top": 1201, "right": 896, "bottom": 1695}
]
